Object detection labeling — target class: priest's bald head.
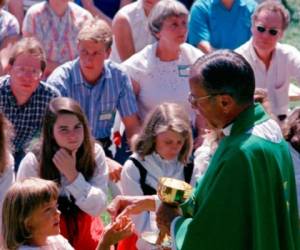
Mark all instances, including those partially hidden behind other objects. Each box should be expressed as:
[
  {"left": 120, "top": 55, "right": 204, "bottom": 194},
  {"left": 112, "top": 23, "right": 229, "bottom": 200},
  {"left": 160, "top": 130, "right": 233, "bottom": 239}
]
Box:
[{"left": 188, "top": 50, "right": 255, "bottom": 129}]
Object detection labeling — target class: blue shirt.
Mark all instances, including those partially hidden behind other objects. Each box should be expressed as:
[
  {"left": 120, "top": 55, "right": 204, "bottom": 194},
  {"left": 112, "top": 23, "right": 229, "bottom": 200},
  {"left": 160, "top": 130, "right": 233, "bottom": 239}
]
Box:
[
  {"left": 0, "top": 76, "right": 59, "bottom": 151},
  {"left": 47, "top": 58, "right": 138, "bottom": 139},
  {"left": 188, "top": 0, "right": 256, "bottom": 50},
  {"left": 75, "top": 0, "right": 121, "bottom": 19}
]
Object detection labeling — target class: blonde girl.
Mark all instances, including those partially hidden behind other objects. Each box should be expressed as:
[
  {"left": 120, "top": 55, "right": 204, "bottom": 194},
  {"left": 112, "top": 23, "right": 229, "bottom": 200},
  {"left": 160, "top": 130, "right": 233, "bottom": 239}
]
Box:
[
  {"left": 2, "top": 178, "right": 71, "bottom": 250},
  {"left": 119, "top": 102, "right": 195, "bottom": 250},
  {"left": 2, "top": 177, "right": 135, "bottom": 250}
]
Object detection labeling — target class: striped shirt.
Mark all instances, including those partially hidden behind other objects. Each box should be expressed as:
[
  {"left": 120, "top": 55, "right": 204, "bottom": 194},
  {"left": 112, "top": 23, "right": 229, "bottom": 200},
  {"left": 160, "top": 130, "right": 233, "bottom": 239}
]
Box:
[
  {"left": 0, "top": 76, "right": 60, "bottom": 151},
  {"left": 47, "top": 58, "right": 138, "bottom": 139}
]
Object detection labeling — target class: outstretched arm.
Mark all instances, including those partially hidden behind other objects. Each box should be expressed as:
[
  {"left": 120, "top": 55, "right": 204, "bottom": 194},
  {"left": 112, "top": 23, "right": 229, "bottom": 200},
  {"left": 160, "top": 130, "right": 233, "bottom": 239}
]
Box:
[
  {"left": 97, "top": 216, "right": 134, "bottom": 250},
  {"left": 107, "top": 195, "right": 156, "bottom": 221}
]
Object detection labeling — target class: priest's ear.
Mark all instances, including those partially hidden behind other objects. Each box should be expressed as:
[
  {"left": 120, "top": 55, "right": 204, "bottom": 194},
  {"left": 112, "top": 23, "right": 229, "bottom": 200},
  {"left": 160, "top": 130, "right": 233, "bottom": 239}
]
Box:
[{"left": 215, "top": 94, "right": 236, "bottom": 114}]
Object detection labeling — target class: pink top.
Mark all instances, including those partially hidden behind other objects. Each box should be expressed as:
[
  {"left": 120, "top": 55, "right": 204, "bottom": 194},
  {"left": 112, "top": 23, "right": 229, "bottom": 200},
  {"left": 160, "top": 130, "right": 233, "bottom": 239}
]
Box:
[{"left": 22, "top": 2, "right": 92, "bottom": 64}]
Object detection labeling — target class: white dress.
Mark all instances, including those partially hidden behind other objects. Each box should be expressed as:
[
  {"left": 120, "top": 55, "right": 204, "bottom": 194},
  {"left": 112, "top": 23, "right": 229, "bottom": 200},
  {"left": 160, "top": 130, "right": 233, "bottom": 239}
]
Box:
[
  {"left": 121, "top": 152, "right": 198, "bottom": 250},
  {"left": 18, "top": 235, "right": 73, "bottom": 250},
  {"left": 17, "top": 143, "right": 108, "bottom": 216},
  {"left": 109, "top": 0, "right": 155, "bottom": 63},
  {"left": 122, "top": 42, "right": 203, "bottom": 121}
]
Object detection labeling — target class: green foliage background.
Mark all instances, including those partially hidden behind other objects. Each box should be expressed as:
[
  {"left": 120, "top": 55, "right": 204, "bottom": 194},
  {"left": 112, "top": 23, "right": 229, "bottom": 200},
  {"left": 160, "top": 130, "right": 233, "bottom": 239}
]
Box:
[{"left": 283, "top": 0, "right": 300, "bottom": 49}]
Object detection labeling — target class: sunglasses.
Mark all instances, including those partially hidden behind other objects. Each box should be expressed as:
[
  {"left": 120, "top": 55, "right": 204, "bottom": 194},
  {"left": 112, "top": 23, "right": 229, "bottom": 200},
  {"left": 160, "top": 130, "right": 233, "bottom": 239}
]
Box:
[{"left": 256, "top": 25, "right": 279, "bottom": 36}]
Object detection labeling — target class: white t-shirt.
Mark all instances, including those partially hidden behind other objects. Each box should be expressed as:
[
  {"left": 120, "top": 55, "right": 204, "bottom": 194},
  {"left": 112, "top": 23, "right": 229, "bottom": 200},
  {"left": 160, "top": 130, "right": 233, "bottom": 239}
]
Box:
[
  {"left": 18, "top": 235, "right": 73, "bottom": 250},
  {"left": 122, "top": 42, "right": 203, "bottom": 121}
]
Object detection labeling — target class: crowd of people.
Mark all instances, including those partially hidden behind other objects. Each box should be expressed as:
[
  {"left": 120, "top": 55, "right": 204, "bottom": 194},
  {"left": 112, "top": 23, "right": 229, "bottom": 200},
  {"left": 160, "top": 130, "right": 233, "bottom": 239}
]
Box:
[{"left": 0, "top": 0, "right": 299, "bottom": 249}]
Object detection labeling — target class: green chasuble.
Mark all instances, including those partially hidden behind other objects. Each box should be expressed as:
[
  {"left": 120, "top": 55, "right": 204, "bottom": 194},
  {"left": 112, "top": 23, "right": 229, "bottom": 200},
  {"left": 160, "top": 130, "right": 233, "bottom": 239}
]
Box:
[{"left": 174, "top": 104, "right": 300, "bottom": 250}]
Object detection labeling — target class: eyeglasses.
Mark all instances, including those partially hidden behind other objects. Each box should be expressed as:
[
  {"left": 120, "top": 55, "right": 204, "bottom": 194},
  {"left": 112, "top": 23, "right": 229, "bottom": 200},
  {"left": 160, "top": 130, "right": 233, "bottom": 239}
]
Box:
[
  {"left": 188, "top": 93, "right": 212, "bottom": 106},
  {"left": 256, "top": 25, "right": 279, "bottom": 36},
  {"left": 13, "top": 66, "right": 42, "bottom": 78}
]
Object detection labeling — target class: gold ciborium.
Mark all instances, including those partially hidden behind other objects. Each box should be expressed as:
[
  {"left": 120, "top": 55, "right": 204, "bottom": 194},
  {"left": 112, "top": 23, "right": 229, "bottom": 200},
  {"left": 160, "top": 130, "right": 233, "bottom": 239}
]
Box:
[
  {"left": 142, "top": 177, "right": 192, "bottom": 249},
  {"left": 157, "top": 177, "right": 193, "bottom": 205}
]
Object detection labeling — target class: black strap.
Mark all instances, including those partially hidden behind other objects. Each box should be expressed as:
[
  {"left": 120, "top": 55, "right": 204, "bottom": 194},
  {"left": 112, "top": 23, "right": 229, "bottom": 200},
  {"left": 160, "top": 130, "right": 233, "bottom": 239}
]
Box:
[
  {"left": 183, "top": 161, "right": 194, "bottom": 184},
  {"left": 129, "top": 157, "right": 157, "bottom": 195},
  {"left": 130, "top": 157, "right": 194, "bottom": 195}
]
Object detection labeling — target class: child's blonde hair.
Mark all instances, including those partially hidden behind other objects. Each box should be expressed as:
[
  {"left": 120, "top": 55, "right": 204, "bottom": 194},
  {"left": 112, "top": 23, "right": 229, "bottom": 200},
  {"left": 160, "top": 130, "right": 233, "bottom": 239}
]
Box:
[
  {"left": 132, "top": 102, "right": 193, "bottom": 163},
  {"left": 2, "top": 178, "right": 59, "bottom": 250}
]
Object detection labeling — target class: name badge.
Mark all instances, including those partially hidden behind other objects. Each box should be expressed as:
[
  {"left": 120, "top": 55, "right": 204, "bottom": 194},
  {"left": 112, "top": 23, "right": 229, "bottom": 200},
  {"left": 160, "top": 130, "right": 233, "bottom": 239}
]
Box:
[
  {"left": 99, "top": 112, "right": 113, "bottom": 121},
  {"left": 178, "top": 65, "right": 190, "bottom": 77}
]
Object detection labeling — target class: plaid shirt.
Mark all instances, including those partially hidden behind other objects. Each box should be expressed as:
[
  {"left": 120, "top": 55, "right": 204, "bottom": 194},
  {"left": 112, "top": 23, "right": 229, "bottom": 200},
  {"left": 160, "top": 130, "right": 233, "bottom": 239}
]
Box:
[{"left": 0, "top": 76, "right": 60, "bottom": 152}]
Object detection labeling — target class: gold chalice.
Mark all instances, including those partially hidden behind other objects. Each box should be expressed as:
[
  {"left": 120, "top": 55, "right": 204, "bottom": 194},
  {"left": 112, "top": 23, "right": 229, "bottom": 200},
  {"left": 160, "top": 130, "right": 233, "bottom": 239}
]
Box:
[
  {"left": 157, "top": 177, "right": 193, "bottom": 205},
  {"left": 142, "top": 177, "right": 192, "bottom": 249}
]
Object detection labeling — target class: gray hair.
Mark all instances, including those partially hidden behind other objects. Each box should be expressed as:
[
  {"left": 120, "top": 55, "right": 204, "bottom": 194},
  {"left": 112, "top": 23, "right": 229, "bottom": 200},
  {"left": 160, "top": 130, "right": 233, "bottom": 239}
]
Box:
[
  {"left": 252, "top": 1, "right": 290, "bottom": 30},
  {"left": 148, "top": 0, "right": 188, "bottom": 38},
  {"left": 190, "top": 50, "right": 255, "bottom": 105}
]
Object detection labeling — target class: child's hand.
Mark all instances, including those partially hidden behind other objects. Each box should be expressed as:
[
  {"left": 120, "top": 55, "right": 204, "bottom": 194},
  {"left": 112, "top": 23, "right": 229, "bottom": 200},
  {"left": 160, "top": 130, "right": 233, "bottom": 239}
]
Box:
[
  {"left": 106, "top": 157, "right": 122, "bottom": 183},
  {"left": 52, "top": 148, "right": 78, "bottom": 183},
  {"left": 98, "top": 216, "right": 134, "bottom": 250}
]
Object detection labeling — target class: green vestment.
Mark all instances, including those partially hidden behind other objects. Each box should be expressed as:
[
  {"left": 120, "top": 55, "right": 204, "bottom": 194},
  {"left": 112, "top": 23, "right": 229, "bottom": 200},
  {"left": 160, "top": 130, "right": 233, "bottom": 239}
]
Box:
[{"left": 174, "top": 104, "right": 300, "bottom": 250}]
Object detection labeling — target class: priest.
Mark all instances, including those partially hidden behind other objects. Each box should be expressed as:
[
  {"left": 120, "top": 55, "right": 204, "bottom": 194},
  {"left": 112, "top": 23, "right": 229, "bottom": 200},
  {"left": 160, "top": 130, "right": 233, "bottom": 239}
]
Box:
[{"left": 108, "top": 50, "right": 300, "bottom": 250}]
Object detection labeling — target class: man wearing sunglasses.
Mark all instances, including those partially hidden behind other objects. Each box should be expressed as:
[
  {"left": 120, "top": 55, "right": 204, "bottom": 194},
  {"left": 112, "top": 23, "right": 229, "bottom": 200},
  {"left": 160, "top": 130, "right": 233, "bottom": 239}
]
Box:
[{"left": 237, "top": 1, "right": 300, "bottom": 121}]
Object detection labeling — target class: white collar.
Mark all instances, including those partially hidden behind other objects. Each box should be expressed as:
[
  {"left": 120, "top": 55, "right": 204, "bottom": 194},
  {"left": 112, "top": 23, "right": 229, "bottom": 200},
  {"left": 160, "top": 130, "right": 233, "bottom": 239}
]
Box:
[{"left": 222, "top": 123, "right": 234, "bottom": 136}]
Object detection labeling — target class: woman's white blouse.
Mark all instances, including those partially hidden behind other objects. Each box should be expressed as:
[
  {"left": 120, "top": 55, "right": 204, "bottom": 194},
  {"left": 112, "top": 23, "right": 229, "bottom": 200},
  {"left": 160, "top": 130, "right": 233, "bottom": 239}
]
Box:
[{"left": 122, "top": 42, "right": 203, "bottom": 121}]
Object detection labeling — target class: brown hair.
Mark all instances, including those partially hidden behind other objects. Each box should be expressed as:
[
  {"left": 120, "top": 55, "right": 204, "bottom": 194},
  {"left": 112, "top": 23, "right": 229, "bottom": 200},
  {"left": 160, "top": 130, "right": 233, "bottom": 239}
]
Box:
[
  {"left": 8, "top": 37, "right": 46, "bottom": 72},
  {"left": 0, "top": 113, "right": 13, "bottom": 174},
  {"left": 2, "top": 178, "right": 59, "bottom": 250},
  {"left": 39, "top": 97, "right": 96, "bottom": 183},
  {"left": 77, "top": 18, "right": 113, "bottom": 49},
  {"left": 284, "top": 108, "right": 300, "bottom": 152},
  {"left": 132, "top": 102, "right": 193, "bottom": 164},
  {"left": 252, "top": 1, "right": 290, "bottom": 30}
]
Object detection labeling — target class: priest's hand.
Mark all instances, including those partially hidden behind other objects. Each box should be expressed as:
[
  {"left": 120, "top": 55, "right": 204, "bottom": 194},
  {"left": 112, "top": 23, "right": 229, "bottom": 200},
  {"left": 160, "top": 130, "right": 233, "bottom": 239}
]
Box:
[{"left": 156, "top": 203, "right": 181, "bottom": 237}]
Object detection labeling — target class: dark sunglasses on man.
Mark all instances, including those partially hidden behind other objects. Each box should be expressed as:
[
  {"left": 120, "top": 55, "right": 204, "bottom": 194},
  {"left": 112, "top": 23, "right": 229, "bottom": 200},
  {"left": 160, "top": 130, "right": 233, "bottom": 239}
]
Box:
[{"left": 256, "top": 25, "right": 279, "bottom": 36}]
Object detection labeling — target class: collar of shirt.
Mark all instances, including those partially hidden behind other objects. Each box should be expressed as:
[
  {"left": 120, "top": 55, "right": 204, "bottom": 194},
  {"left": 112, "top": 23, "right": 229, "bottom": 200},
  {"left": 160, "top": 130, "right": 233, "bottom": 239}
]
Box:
[
  {"left": 3, "top": 76, "right": 19, "bottom": 106},
  {"left": 73, "top": 58, "right": 112, "bottom": 87},
  {"left": 222, "top": 123, "right": 233, "bottom": 136},
  {"left": 212, "top": 0, "right": 245, "bottom": 7},
  {"left": 45, "top": 1, "right": 71, "bottom": 20},
  {"left": 249, "top": 39, "right": 279, "bottom": 68},
  {"left": 5, "top": 76, "right": 45, "bottom": 107}
]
